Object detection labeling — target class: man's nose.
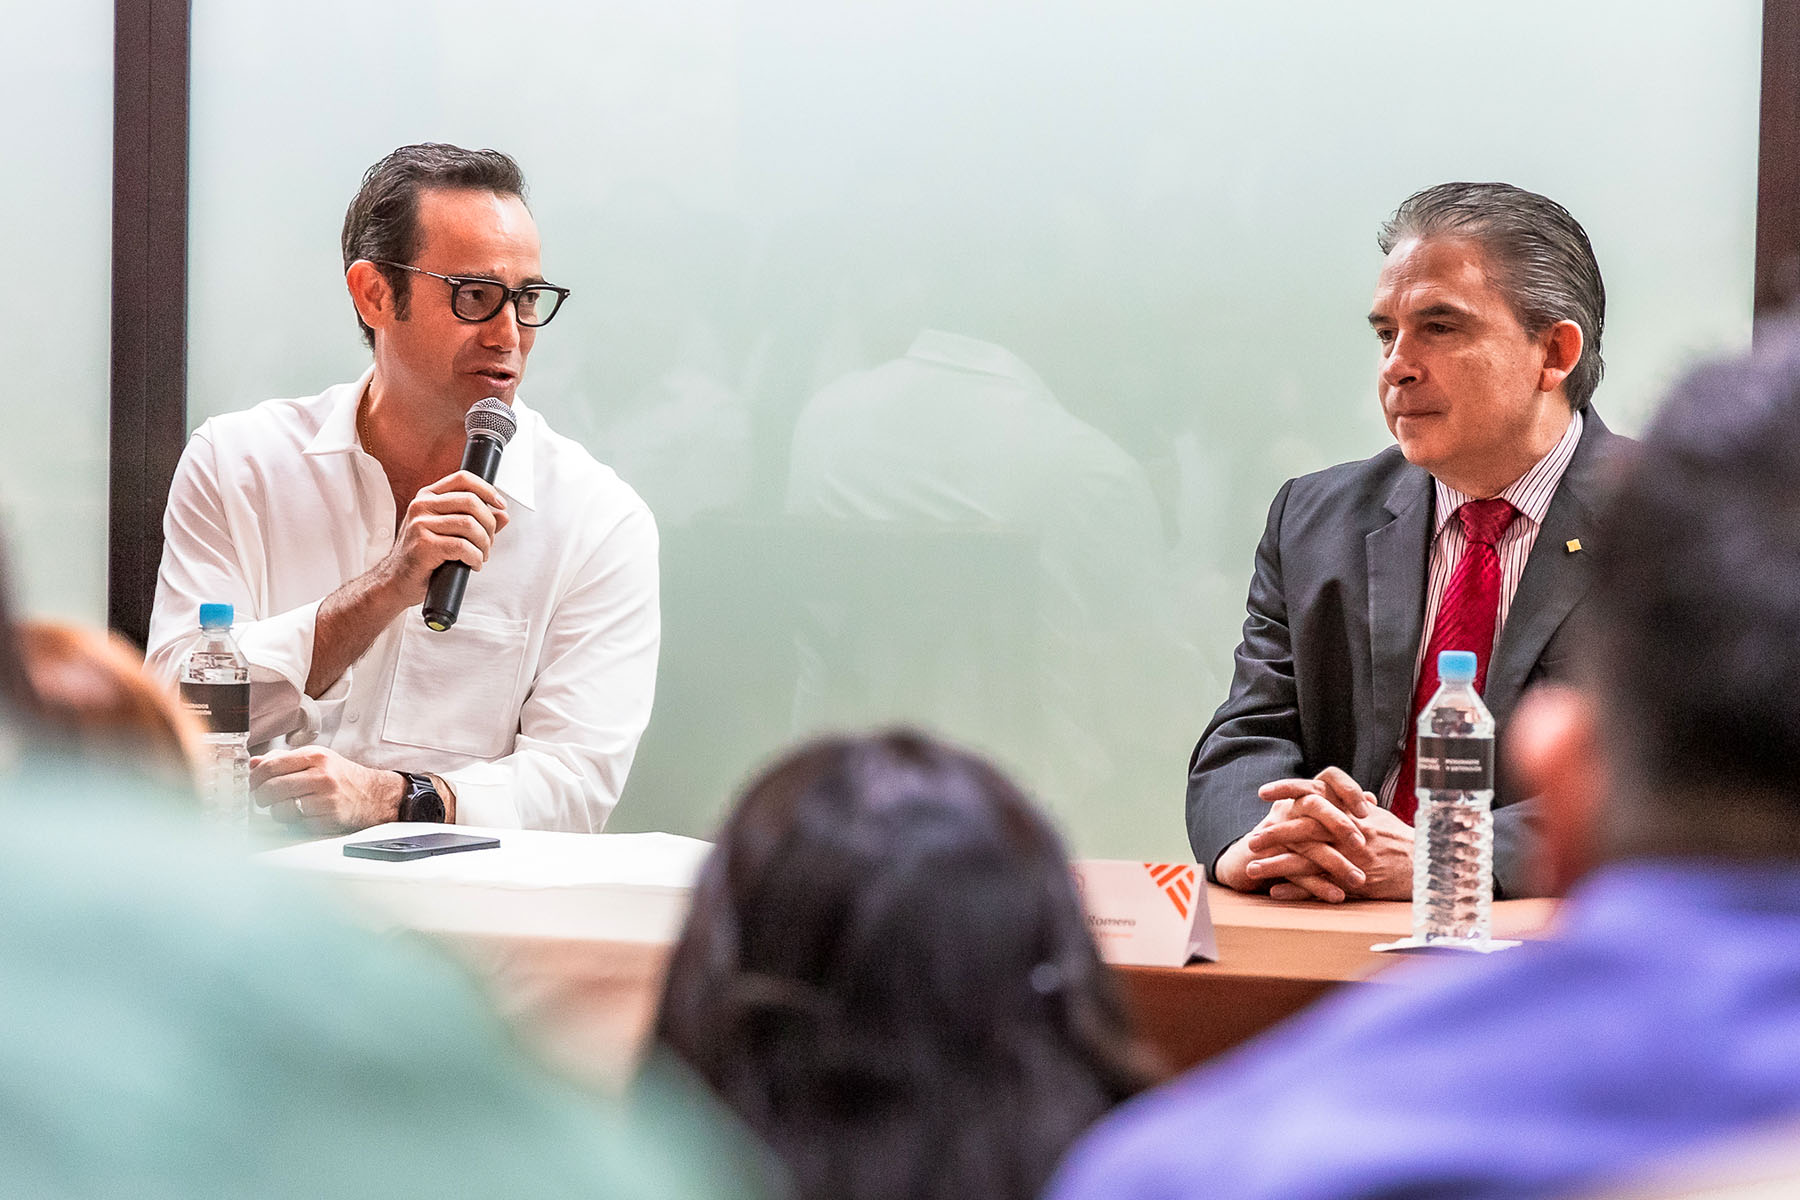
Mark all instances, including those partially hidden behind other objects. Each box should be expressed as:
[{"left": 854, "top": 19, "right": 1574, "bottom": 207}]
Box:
[
  {"left": 480, "top": 301, "right": 522, "bottom": 349},
  {"left": 1379, "top": 337, "right": 1421, "bottom": 389}
]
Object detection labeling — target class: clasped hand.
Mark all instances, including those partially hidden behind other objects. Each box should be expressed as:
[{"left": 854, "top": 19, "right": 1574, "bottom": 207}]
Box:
[{"left": 1219, "top": 767, "right": 1414, "bottom": 903}]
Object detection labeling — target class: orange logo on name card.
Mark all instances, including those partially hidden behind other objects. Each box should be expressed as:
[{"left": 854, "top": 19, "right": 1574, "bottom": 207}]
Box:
[{"left": 1144, "top": 862, "right": 1195, "bottom": 920}]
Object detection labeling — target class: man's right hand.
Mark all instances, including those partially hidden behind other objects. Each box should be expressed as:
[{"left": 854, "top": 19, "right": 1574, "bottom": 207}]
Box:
[
  {"left": 375, "top": 470, "right": 510, "bottom": 605},
  {"left": 1215, "top": 767, "right": 1374, "bottom": 903},
  {"left": 305, "top": 470, "right": 509, "bottom": 698}
]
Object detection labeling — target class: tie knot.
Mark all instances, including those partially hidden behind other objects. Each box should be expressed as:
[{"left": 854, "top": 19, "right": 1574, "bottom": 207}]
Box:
[{"left": 1457, "top": 497, "right": 1518, "bottom": 547}]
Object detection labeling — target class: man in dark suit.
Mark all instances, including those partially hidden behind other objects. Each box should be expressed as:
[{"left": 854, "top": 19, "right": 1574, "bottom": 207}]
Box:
[{"left": 1190, "top": 182, "right": 1625, "bottom": 901}]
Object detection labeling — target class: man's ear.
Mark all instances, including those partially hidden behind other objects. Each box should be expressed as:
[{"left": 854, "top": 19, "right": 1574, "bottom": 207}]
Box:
[
  {"left": 1508, "top": 682, "right": 1606, "bottom": 895},
  {"left": 345, "top": 260, "right": 395, "bottom": 334},
  {"left": 1536, "top": 319, "right": 1584, "bottom": 397}
]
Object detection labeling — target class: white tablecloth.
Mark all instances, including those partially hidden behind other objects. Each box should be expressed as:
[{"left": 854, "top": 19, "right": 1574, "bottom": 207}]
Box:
[{"left": 257, "top": 823, "right": 713, "bottom": 943}]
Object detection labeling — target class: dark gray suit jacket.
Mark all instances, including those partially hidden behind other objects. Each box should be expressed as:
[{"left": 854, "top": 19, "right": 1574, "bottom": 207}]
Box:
[{"left": 1186, "top": 411, "right": 1624, "bottom": 899}]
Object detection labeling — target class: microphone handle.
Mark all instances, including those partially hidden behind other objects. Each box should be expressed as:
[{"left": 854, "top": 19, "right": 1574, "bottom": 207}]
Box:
[{"left": 422, "top": 433, "right": 507, "bottom": 632}]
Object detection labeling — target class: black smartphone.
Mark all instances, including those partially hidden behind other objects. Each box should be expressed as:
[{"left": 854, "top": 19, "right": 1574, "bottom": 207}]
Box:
[{"left": 343, "top": 832, "right": 501, "bottom": 862}]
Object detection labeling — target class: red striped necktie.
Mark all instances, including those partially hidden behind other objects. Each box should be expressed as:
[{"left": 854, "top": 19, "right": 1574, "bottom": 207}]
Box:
[{"left": 1391, "top": 497, "right": 1518, "bottom": 824}]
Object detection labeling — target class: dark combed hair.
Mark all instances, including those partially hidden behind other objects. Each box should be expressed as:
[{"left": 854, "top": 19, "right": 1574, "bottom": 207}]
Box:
[
  {"left": 654, "top": 730, "right": 1159, "bottom": 1200},
  {"left": 340, "top": 143, "right": 527, "bottom": 346},
  {"left": 1379, "top": 181, "right": 1607, "bottom": 410},
  {"left": 1590, "top": 319, "right": 1800, "bottom": 804}
]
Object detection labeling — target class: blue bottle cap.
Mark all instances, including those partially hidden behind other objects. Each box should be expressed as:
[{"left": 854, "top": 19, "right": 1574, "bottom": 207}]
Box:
[
  {"left": 198, "top": 603, "right": 234, "bottom": 630},
  {"left": 1438, "top": 650, "right": 1478, "bottom": 683}
]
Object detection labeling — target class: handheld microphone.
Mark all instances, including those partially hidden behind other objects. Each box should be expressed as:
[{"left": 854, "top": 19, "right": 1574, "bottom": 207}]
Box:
[{"left": 423, "top": 398, "right": 518, "bottom": 632}]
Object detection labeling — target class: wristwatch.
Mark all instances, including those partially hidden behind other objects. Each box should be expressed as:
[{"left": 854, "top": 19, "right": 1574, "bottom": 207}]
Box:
[{"left": 396, "top": 771, "right": 446, "bottom": 824}]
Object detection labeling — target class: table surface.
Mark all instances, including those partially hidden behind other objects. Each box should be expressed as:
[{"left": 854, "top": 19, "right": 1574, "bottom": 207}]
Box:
[
  {"left": 1114, "top": 884, "right": 1561, "bottom": 1074},
  {"left": 437, "top": 882, "right": 1564, "bottom": 1088},
  {"left": 1192, "top": 883, "right": 1559, "bottom": 979},
  {"left": 265, "top": 837, "right": 1565, "bottom": 1088}
]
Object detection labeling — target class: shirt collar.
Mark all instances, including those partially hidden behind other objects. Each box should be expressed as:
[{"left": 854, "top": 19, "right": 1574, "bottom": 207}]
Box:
[
  {"left": 302, "top": 365, "right": 538, "bottom": 510},
  {"left": 301, "top": 367, "right": 373, "bottom": 456},
  {"left": 1432, "top": 408, "right": 1584, "bottom": 534},
  {"left": 906, "top": 329, "right": 1051, "bottom": 394}
]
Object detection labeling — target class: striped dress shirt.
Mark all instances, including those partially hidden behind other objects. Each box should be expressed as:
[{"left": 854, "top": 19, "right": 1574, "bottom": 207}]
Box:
[{"left": 1377, "top": 409, "right": 1584, "bottom": 807}]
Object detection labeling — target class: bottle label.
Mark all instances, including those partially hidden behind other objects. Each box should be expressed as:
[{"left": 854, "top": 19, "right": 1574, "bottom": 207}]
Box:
[
  {"left": 180, "top": 681, "right": 249, "bottom": 735},
  {"left": 1416, "top": 735, "right": 1493, "bottom": 791}
]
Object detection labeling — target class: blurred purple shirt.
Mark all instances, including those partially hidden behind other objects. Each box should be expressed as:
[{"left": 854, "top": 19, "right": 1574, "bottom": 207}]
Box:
[{"left": 1048, "top": 861, "right": 1800, "bottom": 1200}]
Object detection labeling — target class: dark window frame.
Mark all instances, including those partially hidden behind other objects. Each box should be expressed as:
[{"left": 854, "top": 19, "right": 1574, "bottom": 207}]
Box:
[
  {"left": 105, "top": 0, "right": 1800, "bottom": 646},
  {"left": 1759, "top": 0, "right": 1800, "bottom": 316},
  {"left": 110, "top": 0, "right": 191, "bottom": 647}
]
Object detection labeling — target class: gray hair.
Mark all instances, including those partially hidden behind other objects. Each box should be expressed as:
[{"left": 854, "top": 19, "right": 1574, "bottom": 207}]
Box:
[{"left": 1378, "top": 182, "right": 1606, "bottom": 410}]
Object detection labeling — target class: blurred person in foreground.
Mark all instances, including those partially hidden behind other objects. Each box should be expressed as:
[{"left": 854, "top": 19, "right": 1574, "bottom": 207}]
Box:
[
  {"left": 655, "top": 730, "right": 1159, "bottom": 1200},
  {"left": 21, "top": 620, "right": 201, "bottom": 794},
  {"left": 1048, "top": 325, "right": 1800, "bottom": 1200},
  {"left": 147, "top": 143, "right": 659, "bottom": 836},
  {"left": 1191, "top": 182, "right": 1626, "bottom": 903},
  {"left": 0, "top": 601, "right": 761, "bottom": 1196}
]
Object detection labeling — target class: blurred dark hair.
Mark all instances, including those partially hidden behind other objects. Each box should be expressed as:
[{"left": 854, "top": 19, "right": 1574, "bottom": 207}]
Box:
[
  {"left": 341, "top": 143, "right": 527, "bottom": 347},
  {"left": 654, "top": 730, "right": 1159, "bottom": 1200},
  {"left": 1590, "top": 319, "right": 1800, "bottom": 809},
  {"left": 1380, "top": 181, "right": 1606, "bottom": 409}
]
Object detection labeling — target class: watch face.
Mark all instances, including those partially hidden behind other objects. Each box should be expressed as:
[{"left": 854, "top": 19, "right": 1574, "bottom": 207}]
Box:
[{"left": 400, "top": 773, "right": 446, "bottom": 823}]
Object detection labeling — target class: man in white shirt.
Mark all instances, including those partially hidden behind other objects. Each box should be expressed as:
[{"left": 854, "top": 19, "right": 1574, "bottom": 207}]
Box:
[{"left": 148, "top": 143, "right": 659, "bottom": 833}]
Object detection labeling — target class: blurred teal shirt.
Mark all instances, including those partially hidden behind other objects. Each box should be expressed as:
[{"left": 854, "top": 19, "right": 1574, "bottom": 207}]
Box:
[{"left": 0, "top": 758, "right": 767, "bottom": 1199}]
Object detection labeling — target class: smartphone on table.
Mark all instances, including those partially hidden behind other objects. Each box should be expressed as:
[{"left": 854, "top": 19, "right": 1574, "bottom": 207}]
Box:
[{"left": 343, "top": 832, "right": 501, "bottom": 862}]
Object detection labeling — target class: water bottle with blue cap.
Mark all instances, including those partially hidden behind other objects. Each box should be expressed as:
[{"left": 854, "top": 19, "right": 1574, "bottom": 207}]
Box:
[
  {"left": 179, "top": 603, "right": 251, "bottom": 832},
  {"left": 1411, "top": 649, "right": 1496, "bottom": 946}
]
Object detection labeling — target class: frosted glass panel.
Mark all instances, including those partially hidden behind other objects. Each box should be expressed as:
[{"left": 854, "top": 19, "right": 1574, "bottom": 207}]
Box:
[
  {"left": 188, "top": 1, "right": 1760, "bottom": 859},
  {"left": 3, "top": 2, "right": 112, "bottom": 622}
]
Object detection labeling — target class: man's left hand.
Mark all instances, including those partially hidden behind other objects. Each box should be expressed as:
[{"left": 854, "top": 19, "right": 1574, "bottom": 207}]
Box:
[
  {"left": 1263, "top": 804, "right": 1414, "bottom": 901},
  {"left": 1248, "top": 768, "right": 1416, "bottom": 901},
  {"left": 251, "top": 747, "right": 404, "bottom": 832}
]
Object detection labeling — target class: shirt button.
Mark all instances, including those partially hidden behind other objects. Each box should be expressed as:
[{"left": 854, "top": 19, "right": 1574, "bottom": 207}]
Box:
[{"left": 347, "top": 712, "right": 360, "bottom": 725}]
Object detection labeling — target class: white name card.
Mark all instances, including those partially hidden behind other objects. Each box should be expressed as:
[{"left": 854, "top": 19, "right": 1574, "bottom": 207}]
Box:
[{"left": 1072, "top": 860, "right": 1218, "bottom": 967}]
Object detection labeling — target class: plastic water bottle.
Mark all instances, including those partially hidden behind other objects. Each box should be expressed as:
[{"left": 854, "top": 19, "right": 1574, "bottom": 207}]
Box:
[
  {"left": 1411, "top": 649, "right": 1495, "bottom": 945},
  {"left": 180, "top": 603, "right": 251, "bottom": 830}
]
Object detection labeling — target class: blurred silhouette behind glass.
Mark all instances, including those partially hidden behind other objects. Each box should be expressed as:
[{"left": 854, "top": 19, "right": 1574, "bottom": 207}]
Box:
[
  {"left": 786, "top": 330, "right": 1184, "bottom": 810},
  {"left": 655, "top": 729, "right": 1160, "bottom": 1200}
]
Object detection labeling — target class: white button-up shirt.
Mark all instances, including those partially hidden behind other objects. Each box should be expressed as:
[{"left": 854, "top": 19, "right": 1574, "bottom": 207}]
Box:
[{"left": 147, "top": 369, "right": 661, "bottom": 832}]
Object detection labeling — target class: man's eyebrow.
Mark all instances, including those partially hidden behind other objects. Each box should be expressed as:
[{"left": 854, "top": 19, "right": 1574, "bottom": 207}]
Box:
[
  {"left": 1366, "top": 301, "right": 1476, "bottom": 327},
  {"left": 449, "top": 269, "right": 549, "bottom": 286},
  {"left": 1413, "top": 301, "right": 1475, "bottom": 321}
]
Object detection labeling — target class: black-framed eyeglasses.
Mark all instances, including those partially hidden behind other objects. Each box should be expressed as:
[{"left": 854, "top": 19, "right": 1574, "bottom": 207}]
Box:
[{"left": 374, "top": 261, "right": 572, "bottom": 327}]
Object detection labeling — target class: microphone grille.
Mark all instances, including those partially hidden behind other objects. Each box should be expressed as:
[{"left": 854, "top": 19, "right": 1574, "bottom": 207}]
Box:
[{"left": 464, "top": 397, "right": 518, "bottom": 446}]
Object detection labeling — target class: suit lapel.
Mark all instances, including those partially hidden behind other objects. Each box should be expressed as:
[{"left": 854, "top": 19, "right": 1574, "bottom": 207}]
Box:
[
  {"left": 1485, "top": 411, "right": 1614, "bottom": 719},
  {"left": 1366, "top": 467, "right": 1433, "bottom": 779}
]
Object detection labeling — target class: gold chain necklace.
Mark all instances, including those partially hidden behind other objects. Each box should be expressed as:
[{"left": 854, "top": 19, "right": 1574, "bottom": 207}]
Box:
[{"left": 356, "top": 388, "right": 374, "bottom": 457}]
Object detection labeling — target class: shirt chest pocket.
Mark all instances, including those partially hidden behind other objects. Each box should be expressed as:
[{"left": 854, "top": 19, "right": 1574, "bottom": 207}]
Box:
[{"left": 380, "top": 611, "right": 531, "bottom": 759}]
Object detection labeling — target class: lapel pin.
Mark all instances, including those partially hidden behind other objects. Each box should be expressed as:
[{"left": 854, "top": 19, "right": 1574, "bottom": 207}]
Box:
[{"left": 1565, "top": 538, "right": 1583, "bottom": 553}]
